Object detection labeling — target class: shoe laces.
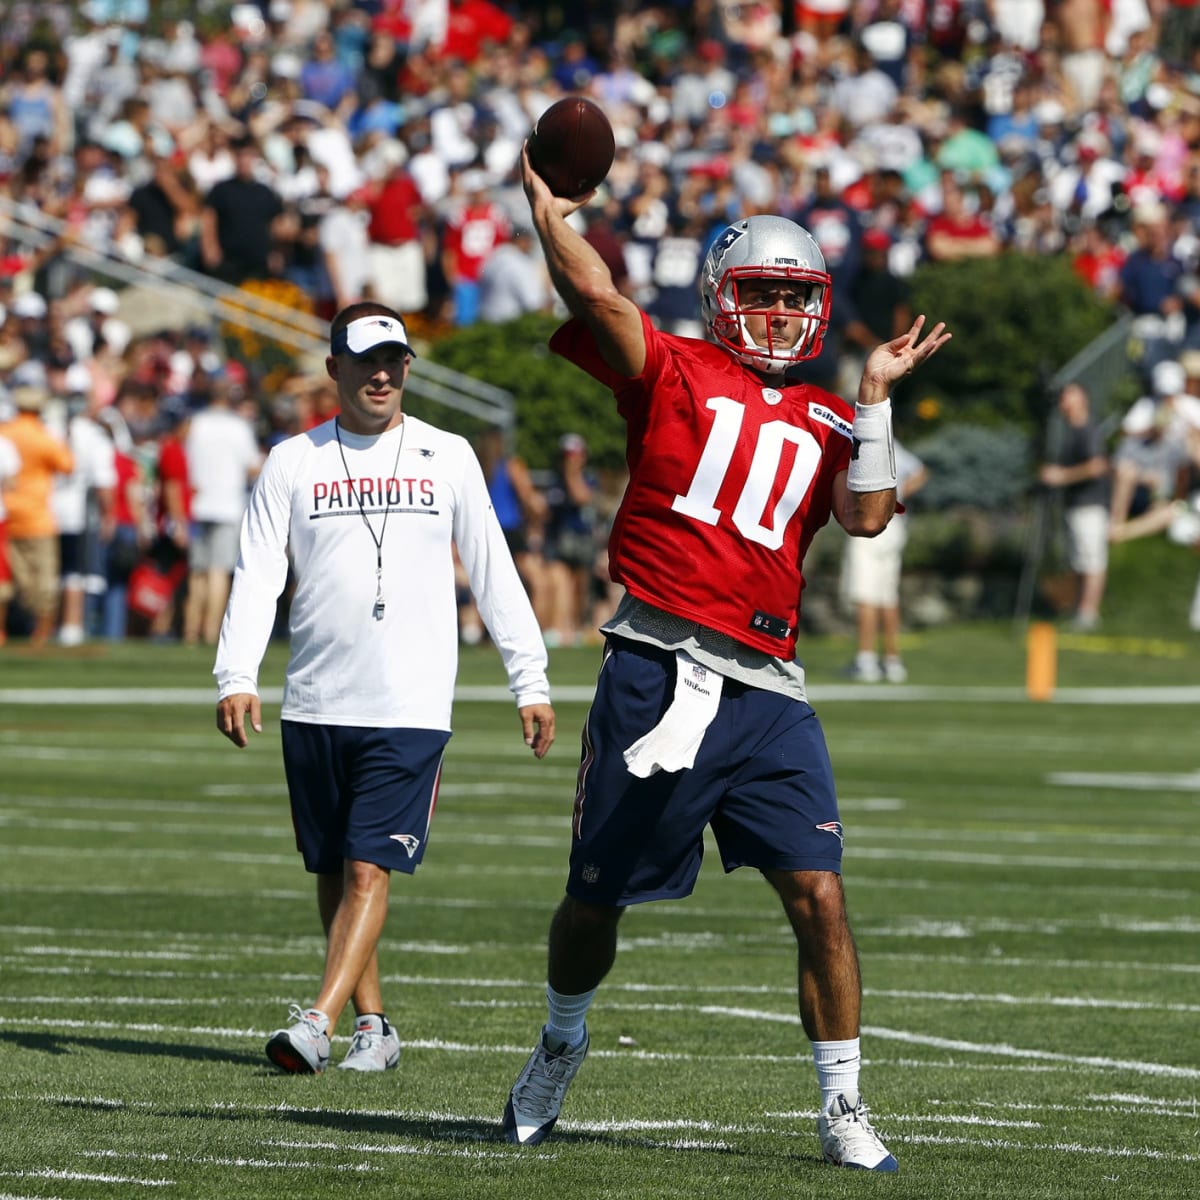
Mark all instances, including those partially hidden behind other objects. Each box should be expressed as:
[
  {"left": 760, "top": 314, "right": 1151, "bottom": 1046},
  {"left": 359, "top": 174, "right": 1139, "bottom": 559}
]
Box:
[
  {"left": 830, "top": 1095, "right": 887, "bottom": 1150},
  {"left": 513, "top": 1041, "right": 579, "bottom": 1113},
  {"left": 286, "top": 1003, "right": 326, "bottom": 1037},
  {"left": 347, "top": 1026, "right": 383, "bottom": 1056}
]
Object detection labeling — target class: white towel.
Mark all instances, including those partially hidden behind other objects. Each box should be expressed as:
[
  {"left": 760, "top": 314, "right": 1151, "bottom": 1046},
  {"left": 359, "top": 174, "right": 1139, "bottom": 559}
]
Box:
[{"left": 623, "top": 650, "right": 723, "bottom": 778}]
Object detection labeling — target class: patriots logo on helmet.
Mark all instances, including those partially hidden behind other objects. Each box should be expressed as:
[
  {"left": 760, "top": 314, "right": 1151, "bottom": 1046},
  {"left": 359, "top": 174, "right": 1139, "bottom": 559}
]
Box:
[{"left": 712, "top": 224, "right": 746, "bottom": 267}]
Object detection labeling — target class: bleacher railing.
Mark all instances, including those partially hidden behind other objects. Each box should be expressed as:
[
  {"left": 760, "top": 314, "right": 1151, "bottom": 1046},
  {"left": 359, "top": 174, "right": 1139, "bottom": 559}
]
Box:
[{"left": 0, "top": 194, "right": 514, "bottom": 429}]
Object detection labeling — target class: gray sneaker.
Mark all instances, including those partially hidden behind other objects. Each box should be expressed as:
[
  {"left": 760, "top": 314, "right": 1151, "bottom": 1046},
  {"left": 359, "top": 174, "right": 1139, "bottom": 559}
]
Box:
[
  {"left": 817, "top": 1091, "right": 899, "bottom": 1171},
  {"left": 337, "top": 1014, "right": 400, "bottom": 1072},
  {"left": 502, "top": 1026, "right": 589, "bottom": 1145},
  {"left": 266, "top": 1005, "right": 330, "bottom": 1074}
]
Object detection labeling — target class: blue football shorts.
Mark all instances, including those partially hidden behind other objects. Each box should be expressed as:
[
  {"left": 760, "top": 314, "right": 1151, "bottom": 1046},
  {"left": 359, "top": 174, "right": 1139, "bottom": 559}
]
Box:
[
  {"left": 567, "top": 636, "right": 845, "bottom": 907},
  {"left": 281, "top": 722, "right": 451, "bottom": 874}
]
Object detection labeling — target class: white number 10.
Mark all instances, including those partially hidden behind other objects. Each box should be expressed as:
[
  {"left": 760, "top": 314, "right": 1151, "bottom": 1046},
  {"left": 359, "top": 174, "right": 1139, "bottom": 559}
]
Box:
[{"left": 670, "top": 397, "right": 821, "bottom": 549}]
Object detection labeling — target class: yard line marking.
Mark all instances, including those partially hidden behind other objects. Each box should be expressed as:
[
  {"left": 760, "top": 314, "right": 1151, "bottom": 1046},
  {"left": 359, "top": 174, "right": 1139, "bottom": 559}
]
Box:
[
  {"left": 2, "top": 835, "right": 1197, "bottom": 876},
  {"left": 765, "top": 1111, "right": 1042, "bottom": 1128},
  {"left": 6, "top": 684, "right": 1200, "bottom": 706},
  {"left": 861, "top": 1024, "right": 1200, "bottom": 1079},
  {"left": 3, "top": 1015, "right": 1196, "bottom": 1080},
  {"left": 870, "top": 951, "right": 1200, "bottom": 975},
  {"left": 77, "top": 1152, "right": 376, "bottom": 1173},
  {"left": 261, "top": 1139, "right": 548, "bottom": 1161},
  {"left": 9, "top": 801, "right": 1197, "bottom": 850},
  {"left": 891, "top": 1133, "right": 1200, "bottom": 1162},
  {"left": 0, "top": 1170, "right": 171, "bottom": 1187},
  {"left": 1050, "top": 770, "right": 1200, "bottom": 792}
]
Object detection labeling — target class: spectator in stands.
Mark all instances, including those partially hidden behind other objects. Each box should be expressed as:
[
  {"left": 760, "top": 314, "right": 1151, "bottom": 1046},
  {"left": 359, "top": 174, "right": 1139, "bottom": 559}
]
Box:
[
  {"left": 199, "top": 134, "right": 286, "bottom": 285},
  {"left": 440, "top": 168, "right": 511, "bottom": 326},
  {"left": 363, "top": 139, "right": 430, "bottom": 316},
  {"left": 63, "top": 287, "right": 131, "bottom": 364},
  {"left": 183, "top": 372, "right": 264, "bottom": 647},
  {"left": 0, "top": 428, "right": 19, "bottom": 646},
  {"left": 94, "top": 404, "right": 145, "bottom": 640},
  {"left": 644, "top": 210, "right": 709, "bottom": 337},
  {"left": 542, "top": 432, "right": 600, "bottom": 647},
  {"left": 0, "top": 385, "right": 73, "bottom": 646},
  {"left": 299, "top": 30, "right": 357, "bottom": 117},
  {"left": 148, "top": 394, "right": 192, "bottom": 640},
  {"left": 1109, "top": 358, "right": 1193, "bottom": 527},
  {"left": 114, "top": 148, "right": 200, "bottom": 263},
  {"left": 924, "top": 173, "right": 1003, "bottom": 262},
  {"left": 1054, "top": 0, "right": 1112, "bottom": 111},
  {"left": 460, "top": 427, "right": 549, "bottom": 643},
  {"left": 3, "top": 47, "right": 70, "bottom": 162},
  {"left": 1119, "top": 201, "right": 1187, "bottom": 369},
  {"left": 478, "top": 224, "right": 550, "bottom": 324},
  {"left": 49, "top": 364, "right": 117, "bottom": 646},
  {"left": 845, "top": 227, "right": 913, "bottom": 378},
  {"left": 319, "top": 183, "right": 373, "bottom": 311},
  {"left": 1038, "top": 382, "right": 1111, "bottom": 631}
]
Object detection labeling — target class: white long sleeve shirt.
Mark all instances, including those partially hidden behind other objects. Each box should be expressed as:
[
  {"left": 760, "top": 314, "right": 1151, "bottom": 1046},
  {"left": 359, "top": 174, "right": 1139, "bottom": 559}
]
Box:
[{"left": 213, "top": 415, "right": 549, "bottom": 730}]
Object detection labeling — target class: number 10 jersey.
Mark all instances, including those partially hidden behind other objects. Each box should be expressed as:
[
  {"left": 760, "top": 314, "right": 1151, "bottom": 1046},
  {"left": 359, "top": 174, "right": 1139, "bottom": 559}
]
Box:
[{"left": 551, "top": 312, "right": 855, "bottom": 660}]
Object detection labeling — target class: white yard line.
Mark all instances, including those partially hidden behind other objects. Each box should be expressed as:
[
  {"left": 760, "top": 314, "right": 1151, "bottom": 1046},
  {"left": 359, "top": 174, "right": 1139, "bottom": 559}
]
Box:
[
  {"left": 4, "top": 684, "right": 1200, "bottom": 706},
  {"left": 1, "top": 1014, "right": 1196, "bottom": 1079}
]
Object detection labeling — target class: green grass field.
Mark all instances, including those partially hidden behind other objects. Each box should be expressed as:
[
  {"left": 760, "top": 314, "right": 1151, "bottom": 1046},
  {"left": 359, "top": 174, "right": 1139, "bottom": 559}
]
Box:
[{"left": 1, "top": 621, "right": 1197, "bottom": 1200}]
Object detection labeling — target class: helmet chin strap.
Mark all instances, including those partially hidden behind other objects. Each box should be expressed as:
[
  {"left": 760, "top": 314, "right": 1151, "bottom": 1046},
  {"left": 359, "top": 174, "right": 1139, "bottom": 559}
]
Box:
[{"left": 736, "top": 315, "right": 798, "bottom": 373}]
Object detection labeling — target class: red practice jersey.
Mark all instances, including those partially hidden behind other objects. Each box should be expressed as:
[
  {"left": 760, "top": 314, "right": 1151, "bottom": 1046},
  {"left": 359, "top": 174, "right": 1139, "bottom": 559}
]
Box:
[{"left": 550, "top": 312, "right": 854, "bottom": 659}]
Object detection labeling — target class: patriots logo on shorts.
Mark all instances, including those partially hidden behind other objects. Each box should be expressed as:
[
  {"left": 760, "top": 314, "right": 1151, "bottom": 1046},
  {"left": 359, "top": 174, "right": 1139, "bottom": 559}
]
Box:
[
  {"left": 815, "top": 821, "right": 844, "bottom": 846},
  {"left": 389, "top": 833, "right": 421, "bottom": 857}
]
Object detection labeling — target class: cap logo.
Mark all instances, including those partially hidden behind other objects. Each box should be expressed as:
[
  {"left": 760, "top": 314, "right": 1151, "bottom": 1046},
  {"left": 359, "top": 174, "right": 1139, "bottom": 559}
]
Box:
[{"left": 331, "top": 314, "right": 416, "bottom": 359}]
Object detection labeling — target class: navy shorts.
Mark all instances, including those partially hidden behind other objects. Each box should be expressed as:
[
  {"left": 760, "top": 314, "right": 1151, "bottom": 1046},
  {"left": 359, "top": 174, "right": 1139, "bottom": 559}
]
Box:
[
  {"left": 568, "top": 637, "right": 844, "bottom": 907},
  {"left": 281, "top": 722, "right": 451, "bottom": 875}
]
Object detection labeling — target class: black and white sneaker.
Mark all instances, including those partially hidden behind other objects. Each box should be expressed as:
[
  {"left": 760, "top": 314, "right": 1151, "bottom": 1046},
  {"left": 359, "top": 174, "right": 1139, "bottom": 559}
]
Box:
[
  {"left": 265, "top": 1005, "right": 331, "bottom": 1074},
  {"left": 502, "top": 1026, "right": 589, "bottom": 1146}
]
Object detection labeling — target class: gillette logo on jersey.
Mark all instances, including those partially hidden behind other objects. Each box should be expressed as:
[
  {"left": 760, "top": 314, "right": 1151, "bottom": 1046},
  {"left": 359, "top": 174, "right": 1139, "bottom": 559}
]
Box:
[{"left": 311, "top": 475, "right": 434, "bottom": 514}]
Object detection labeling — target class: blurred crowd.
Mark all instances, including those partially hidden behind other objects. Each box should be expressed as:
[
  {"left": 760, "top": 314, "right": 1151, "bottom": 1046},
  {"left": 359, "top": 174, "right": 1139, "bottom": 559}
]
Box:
[{"left": 2, "top": 0, "right": 1200, "bottom": 647}]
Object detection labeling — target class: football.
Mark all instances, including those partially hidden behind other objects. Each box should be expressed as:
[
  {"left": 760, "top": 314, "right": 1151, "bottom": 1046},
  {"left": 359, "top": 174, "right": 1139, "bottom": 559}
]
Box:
[{"left": 527, "top": 97, "right": 616, "bottom": 199}]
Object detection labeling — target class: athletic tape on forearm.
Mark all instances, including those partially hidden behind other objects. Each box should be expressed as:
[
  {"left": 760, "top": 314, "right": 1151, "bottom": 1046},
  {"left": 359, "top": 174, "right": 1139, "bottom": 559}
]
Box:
[{"left": 846, "top": 399, "right": 897, "bottom": 493}]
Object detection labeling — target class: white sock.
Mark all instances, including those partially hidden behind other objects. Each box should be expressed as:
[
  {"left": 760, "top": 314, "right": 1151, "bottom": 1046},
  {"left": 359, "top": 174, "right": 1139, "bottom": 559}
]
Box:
[
  {"left": 813, "top": 1037, "right": 862, "bottom": 1107},
  {"left": 545, "top": 984, "right": 596, "bottom": 1048},
  {"left": 855, "top": 650, "right": 879, "bottom": 670}
]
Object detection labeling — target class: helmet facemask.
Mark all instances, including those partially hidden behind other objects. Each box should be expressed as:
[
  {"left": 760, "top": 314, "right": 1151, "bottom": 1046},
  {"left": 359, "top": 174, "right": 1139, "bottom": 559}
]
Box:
[{"left": 700, "top": 217, "right": 833, "bottom": 373}]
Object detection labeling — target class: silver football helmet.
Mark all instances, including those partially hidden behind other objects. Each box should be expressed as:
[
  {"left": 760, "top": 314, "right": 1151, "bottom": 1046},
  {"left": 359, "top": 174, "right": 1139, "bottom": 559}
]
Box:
[{"left": 699, "top": 216, "right": 831, "bottom": 372}]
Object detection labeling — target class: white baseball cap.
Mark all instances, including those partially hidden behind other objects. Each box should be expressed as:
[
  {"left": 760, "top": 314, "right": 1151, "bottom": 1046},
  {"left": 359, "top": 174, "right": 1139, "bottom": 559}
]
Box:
[
  {"left": 1152, "top": 359, "right": 1185, "bottom": 396},
  {"left": 90, "top": 287, "right": 120, "bottom": 314},
  {"left": 12, "top": 291, "right": 47, "bottom": 319},
  {"left": 330, "top": 314, "right": 416, "bottom": 358}
]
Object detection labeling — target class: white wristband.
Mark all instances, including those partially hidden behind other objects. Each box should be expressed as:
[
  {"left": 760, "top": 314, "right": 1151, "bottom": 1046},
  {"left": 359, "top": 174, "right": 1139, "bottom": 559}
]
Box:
[{"left": 846, "top": 398, "right": 897, "bottom": 493}]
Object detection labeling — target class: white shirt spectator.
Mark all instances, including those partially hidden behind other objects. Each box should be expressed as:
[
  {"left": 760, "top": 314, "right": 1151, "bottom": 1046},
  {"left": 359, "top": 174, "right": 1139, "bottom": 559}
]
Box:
[
  {"left": 430, "top": 102, "right": 481, "bottom": 170},
  {"left": 408, "top": 148, "right": 451, "bottom": 206},
  {"left": 50, "top": 410, "right": 118, "bottom": 536},
  {"left": 479, "top": 238, "right": 548, "bottom": 323},
  {"left": 318, "top": 199, "right": 372, "bottom": 306},
  {"left": 186, "top": 401, "right": 263, "bottom": 525},
  {"left": 830, "top": 67, "right": 899, "bottom": 130}
]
